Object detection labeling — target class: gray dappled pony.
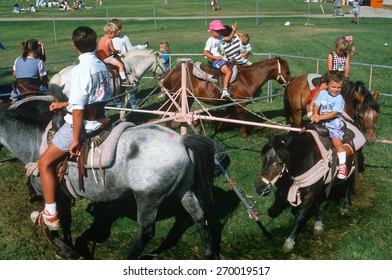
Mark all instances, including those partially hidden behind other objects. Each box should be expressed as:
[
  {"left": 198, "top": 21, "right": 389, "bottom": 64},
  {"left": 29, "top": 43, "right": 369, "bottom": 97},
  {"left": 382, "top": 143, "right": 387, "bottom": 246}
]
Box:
[{"left": 0, "top": 96, "right": 218, "bottom": 259}]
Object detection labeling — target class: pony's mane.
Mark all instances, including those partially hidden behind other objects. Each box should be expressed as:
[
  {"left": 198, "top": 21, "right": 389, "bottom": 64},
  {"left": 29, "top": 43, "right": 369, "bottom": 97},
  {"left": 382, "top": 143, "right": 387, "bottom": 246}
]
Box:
[
  {"left": 2, "top": 99, "right": 53, "bottom": 129},
  {"left": 342, "top": 80, "right": 380, "bottom": 112},
  {"left": 124, "top": 49, "right": 153, "bottom": 58},
  {"left": 262, "top": 133, "right": 290, "bottom": 164}
]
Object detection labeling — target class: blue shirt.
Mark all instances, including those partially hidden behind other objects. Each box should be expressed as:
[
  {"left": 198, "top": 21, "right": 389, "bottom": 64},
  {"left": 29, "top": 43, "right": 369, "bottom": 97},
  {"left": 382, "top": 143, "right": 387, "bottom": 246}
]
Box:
[{"left": 314, "top": 89, "right": 345, "bottom": 116}]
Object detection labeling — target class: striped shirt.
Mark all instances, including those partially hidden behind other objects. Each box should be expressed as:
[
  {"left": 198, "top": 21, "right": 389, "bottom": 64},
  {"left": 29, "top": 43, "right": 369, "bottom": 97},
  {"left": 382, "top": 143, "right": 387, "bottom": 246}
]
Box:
[{"left": 222, "top": 34, "right": 248, "bottom": 65}]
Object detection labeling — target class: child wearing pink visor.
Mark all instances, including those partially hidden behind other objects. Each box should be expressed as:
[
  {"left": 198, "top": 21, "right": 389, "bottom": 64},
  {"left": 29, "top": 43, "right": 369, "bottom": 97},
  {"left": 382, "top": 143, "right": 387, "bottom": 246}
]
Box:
[{"left": 203, "top": 20, "right": 237, "bottom": 98}]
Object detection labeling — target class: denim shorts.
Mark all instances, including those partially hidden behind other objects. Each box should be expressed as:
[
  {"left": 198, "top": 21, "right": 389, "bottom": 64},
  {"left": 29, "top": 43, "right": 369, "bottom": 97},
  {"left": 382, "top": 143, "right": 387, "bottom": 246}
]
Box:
[
  {"left": 213, "top": 60, "right": 227, "bottom": 70},
  {"left": 52, "top": 122, "right": 74, "bottom": 152},
  {"left": 322, "top": 118, "right": 345, "bottom": 140}
]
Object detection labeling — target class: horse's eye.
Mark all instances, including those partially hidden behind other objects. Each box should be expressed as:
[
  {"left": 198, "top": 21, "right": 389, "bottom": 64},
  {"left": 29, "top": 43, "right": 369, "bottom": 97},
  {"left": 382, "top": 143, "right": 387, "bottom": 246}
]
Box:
[{"left": 273, "top": 162, "right": 284, "bottom": 166}]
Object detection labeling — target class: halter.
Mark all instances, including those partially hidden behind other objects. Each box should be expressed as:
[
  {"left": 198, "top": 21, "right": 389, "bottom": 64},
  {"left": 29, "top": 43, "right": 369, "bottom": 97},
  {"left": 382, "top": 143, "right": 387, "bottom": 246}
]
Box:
[
  {"left": 259, "top": 162, "right": 287, "bottom": 188},
  {"left": 275, "top": 59, "right": 289, "bottom": 87},
  {"left": 343, "top": 105, "right": 377, "bottom": 133},
  {"left": 354, "top": 106, "right": 377, "bottom": 132},
  {"left": 151, "top": 52, "right": 167, "bottom": 78}
]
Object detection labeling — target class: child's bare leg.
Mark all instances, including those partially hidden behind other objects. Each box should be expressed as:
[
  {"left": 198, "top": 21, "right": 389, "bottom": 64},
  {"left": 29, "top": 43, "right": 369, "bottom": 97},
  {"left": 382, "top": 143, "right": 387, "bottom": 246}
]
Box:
[
  {"left": 38, "top": 143, "right": 68, "bottom": 205},
  {"left": 220, "top": 65, "right": 232, "bottom": 98},
  {"left": 221, "top": 65, "right": 231, "bottom": 90}
]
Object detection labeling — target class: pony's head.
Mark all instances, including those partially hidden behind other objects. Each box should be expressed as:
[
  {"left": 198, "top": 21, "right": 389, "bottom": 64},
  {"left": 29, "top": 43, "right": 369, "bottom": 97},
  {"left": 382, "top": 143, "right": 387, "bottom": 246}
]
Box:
[
  {"left": 255, "top": 133, "right": 290, "bottom": 196},
  {"left": 4, "top": 96, "right": 54, "bottom": 129},
  {"left": 123, "top": 49, "right": 167, "bottom": 79},
  {"left": 342, "top": 81, "right": 380, "bottom": 143}
]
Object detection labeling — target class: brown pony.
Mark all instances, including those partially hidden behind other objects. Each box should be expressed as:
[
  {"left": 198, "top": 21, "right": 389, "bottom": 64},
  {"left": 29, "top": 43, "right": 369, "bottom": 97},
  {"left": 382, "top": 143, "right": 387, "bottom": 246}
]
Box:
[
  {"left": 161, "top": 57, "right": 292, "bottom": 137},
  {"left": 284, "top": 74, "right": 380, "bottom": 143}
]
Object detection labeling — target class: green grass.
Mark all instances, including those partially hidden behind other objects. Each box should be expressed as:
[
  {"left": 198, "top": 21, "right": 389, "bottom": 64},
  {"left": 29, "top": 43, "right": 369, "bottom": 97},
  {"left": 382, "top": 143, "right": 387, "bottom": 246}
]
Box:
[{"left": 0, "top": 0, "right": 392, "bottom": 260}]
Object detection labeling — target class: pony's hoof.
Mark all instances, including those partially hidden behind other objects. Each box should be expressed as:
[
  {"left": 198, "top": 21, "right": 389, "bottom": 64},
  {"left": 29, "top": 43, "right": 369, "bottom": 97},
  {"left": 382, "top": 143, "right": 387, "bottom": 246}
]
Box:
[
  {"left": 282, "top": 238, "right": 295, "bottom": 253},
  {"left": 313, "top": 221, "right": 324, "bottom": 235}
]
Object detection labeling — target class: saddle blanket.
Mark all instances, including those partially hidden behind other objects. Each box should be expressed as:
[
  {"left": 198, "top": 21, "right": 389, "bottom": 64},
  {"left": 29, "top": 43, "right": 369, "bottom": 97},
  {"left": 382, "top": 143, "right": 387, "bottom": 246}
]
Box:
[{"left": 39, "top": 121, "right": 135, "bottom": 169}]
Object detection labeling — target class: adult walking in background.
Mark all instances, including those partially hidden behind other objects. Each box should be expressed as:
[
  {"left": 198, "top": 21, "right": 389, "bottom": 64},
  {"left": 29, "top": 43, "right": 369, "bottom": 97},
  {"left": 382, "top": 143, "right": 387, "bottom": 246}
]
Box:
[
  {"left": 352, "top": 0, "right": 361, "bottom": 24},
  {"left": 333, "top": 0, "right": 344, "bottom": 17}
]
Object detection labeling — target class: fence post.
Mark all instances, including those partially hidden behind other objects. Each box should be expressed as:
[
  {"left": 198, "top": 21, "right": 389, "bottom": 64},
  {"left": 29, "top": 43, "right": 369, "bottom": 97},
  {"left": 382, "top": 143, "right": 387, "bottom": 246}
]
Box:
[
  {"left": 256, "top": 0, "right": 259, "bottom": 26},
  {"left": 369, "top": 66, "right": 373, "bottom": 90},
  {"left": 154, "top": 4, "right": 157, "bottom": 31},
  {"left": 52, "top": 10, "right": 57, "bottom": 44},
  {"left": 268, "top": 52, "right": 272, "bottom": 101}
]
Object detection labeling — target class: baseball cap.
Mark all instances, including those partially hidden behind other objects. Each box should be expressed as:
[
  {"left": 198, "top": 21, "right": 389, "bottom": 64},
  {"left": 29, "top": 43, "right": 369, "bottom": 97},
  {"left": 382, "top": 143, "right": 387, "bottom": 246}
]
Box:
[{"left": 209, "top": 20, "right": 226, "bottom": 31}]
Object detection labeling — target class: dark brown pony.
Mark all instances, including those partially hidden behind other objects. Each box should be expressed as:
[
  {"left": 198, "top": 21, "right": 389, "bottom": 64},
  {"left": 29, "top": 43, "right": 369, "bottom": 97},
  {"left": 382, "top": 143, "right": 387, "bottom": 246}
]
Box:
[
  {"left": 284, "top": 74, "right": 380, "bottom": 142},
  {"left": 161, "top": 57, "right": 292, "bottom": 137}
]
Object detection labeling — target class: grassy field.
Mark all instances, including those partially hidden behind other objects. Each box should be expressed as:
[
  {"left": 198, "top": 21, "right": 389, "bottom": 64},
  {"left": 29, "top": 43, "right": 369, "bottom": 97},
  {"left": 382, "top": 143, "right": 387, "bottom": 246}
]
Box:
[{"left": 0, "top": 0, "right": 392, "bottom": 260}]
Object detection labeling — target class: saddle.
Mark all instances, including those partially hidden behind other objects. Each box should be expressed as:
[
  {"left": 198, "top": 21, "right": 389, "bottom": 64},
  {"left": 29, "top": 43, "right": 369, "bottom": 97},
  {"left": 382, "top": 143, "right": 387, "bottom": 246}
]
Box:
[
  {"left": 13, "top": 78, "right": 44, "bottom": 101},
  {"left": 193, "top": 61, "right": 238, "bottom": 85},
  {"left": 306, "top": 74, "right": 323, "bottom": 91},
  {"left": 47, "top": 102, "right": 114, "bottom": 192}
]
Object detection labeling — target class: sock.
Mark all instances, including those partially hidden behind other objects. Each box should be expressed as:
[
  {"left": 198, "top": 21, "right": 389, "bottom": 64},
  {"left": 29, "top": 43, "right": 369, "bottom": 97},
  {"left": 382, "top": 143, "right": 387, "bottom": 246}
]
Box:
[
  {"left": 120, "top": 72, "right": 127, "bottom": 80},
  {"left": 45, "top": 203, "right": 57, "bottom": 215},
  {"left": 338, "top": 151, "right": 346, "bottom": 165}
]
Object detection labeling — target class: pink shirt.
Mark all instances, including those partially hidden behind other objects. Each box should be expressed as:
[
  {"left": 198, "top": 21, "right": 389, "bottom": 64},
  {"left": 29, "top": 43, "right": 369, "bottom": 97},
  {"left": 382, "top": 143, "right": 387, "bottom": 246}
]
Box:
[{"left": 98, "top": 36, "right": 112, "bottom": 56}]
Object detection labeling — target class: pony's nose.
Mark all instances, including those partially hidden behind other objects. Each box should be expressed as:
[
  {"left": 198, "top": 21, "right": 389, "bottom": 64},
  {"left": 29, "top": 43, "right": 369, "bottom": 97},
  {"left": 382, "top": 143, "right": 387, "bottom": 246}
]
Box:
[{"left": 256, "top": 183, "right": 272, "bottom": 196}]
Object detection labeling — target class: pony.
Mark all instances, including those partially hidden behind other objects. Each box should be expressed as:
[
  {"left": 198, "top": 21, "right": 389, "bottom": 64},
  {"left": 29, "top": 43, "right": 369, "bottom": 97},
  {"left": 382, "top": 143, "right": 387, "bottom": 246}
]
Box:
[
  {"left": 255, "top": 125, "right": 364, "bottom": 252},
  {"left": 73, "top": 183, "right": 239, "bottom": 259},
  {"left": 161, "top": 57, "right": 292, "bottom": 137},
  {"left": 0, "top": 96, "right": 219, "bottom": 259},
  {"left": 49, "top": 49, "right": 167, "bottom": 121},
  {"left": 284, "top": 74, "right": 380, "bottom": 143}
]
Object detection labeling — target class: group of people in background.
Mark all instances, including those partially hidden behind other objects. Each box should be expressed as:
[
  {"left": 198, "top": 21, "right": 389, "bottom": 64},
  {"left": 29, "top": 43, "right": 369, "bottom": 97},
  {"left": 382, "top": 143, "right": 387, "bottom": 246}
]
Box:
[
  {"left": 333, "top": 0, "right": 362, "bottom": 24},
  {"left": 12, "top": 3, "right": 36, "bottom": 13}
]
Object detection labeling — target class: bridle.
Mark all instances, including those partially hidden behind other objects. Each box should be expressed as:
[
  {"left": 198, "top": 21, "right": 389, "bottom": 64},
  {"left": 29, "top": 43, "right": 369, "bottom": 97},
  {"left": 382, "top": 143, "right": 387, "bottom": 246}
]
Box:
[
  {"left": 151, "top": 52, "right": 167, "bottom": 78},
  {"left": 275, "top": 58, "right": 290, "bottom": 87},
  {"left": 354, "top": 105, "right": 377, "bottom": 133}
]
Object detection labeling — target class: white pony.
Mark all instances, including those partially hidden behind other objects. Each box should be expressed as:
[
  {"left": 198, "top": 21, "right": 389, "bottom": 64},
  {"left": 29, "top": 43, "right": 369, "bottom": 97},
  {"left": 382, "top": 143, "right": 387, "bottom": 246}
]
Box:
[{"left": 49, "top": 49, "right": 167, "bottom": 120}]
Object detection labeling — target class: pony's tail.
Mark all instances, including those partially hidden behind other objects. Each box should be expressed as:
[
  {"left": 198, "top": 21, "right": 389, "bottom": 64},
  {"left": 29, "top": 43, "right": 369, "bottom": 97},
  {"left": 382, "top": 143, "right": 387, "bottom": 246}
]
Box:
[{"left": 183, "top": 134, "right": 215, "bottom": 215}]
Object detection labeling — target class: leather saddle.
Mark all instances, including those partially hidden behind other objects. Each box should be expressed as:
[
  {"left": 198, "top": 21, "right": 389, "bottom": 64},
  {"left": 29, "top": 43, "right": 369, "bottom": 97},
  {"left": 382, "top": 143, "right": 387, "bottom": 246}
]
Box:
[
  {"left": 304, "top": 123, "right": 356, "bottom": 157},
  {"left": 192, "top": 61, "right": 238, "bottom": 84}
]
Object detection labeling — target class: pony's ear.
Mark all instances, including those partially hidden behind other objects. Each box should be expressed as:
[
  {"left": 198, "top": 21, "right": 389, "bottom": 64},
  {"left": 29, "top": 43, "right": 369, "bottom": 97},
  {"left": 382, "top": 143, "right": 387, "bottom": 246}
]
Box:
[
  {"left": 285, "top": 134, "right": 294, "bottom": 147},
  {"left": 268, "top": 133, "right": 275, "bottom": 143},
  {"left": 155, "top": 51, "right": 162, "bottom": 57},
  {"left": 373, "top": 89, "right": 380, "bottom": 101}
]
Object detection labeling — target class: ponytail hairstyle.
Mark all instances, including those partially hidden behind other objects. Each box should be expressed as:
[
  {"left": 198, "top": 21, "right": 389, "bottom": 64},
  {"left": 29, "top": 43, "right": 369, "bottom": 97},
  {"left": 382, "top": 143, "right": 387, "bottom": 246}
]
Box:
[{"left": 21, "top": 39, "right": 46, "bottom": 62}]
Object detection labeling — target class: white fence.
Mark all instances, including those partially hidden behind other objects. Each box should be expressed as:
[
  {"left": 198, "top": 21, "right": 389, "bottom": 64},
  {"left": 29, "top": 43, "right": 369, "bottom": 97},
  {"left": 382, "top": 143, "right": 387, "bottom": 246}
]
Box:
[{"left": 1, "top": 52, "right": 391, "bottom": 98}]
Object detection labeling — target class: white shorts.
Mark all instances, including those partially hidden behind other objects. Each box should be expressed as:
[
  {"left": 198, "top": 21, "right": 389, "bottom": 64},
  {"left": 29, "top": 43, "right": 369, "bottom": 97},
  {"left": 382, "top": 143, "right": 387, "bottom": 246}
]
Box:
[{"left": 52, "top": 122, "right": 74, "bottom": 152}]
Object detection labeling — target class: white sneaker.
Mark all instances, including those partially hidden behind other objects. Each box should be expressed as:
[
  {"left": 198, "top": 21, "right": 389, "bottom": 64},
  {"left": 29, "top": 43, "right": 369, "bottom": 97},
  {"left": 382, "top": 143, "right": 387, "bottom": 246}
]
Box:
[
  {"left": 221, "top": 89, "right": 230, "bottom": 99},
  {"left": 31, "top": 210, "right": 60, "bottom": 231}
]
